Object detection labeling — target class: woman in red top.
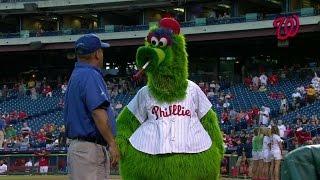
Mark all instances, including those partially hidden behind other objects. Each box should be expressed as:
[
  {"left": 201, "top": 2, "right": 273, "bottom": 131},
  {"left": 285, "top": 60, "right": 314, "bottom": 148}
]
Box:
[{"left": 35, "top": 150, "right": 49, "bottom": 174}]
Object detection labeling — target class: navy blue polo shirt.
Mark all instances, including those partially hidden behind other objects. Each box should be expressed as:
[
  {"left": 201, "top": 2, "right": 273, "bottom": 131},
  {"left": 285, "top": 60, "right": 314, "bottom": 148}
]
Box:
[{"left": 64, "top": 61, "right": 116, "bottom": 145}]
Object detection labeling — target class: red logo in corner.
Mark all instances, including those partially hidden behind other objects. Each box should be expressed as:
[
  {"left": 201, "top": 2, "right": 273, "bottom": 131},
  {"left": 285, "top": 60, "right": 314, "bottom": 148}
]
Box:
[{"left": 273, "top": 15, "right": 300, "bottom": 41}]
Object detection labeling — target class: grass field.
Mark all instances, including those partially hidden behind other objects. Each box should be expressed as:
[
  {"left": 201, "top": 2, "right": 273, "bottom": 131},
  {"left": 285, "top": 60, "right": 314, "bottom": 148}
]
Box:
[
  {"left": 0, "top": 175, "right": 243, "bottom": 180},
  {"left": 0, "top": 175, "right": 121, "bottom": 180}
]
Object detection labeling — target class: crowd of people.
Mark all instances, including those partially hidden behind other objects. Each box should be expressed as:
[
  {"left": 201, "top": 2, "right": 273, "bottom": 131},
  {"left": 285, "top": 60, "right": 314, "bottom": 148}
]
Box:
[
  {"left": 0, "top": 110, "right": 28, "bottom": 125},
  {"left": 1, "top": 122, "right": 66, "bottom": 151},
  {"left": 0, "top": 66, "right": 320, "bottom": 177},
  {"left": 0, "top": 76, "right": 67, "bottom": 101},
  {"left": 244, "top": 73, "right": 278, "bottom": 92},
  {"left": 193, "top": 67, "right": 320, "bottom": 178}
]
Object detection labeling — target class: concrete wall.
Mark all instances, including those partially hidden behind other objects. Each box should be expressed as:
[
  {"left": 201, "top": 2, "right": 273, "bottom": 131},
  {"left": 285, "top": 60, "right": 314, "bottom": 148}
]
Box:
[
  {"left": 0, "top": 15, "right": 319, "bottom": 46},
  {"left": 0, "top": 0, "right": 135, "bottom": 10}
]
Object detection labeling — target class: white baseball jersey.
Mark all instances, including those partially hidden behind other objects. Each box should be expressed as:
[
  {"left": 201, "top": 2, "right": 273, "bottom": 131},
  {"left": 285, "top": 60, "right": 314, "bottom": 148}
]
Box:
[{"left": 127, "top": 80, "right": 212, "bottom": 155}]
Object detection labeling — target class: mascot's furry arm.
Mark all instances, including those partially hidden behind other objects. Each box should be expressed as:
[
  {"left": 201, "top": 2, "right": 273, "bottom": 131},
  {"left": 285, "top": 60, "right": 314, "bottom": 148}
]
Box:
[{"left": 116, "top": 108, "right": 224, "bottom": 179}]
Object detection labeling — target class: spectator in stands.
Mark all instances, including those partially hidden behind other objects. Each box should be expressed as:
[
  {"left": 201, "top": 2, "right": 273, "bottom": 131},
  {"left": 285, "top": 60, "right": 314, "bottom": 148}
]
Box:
[
  {"left": 209, "top": 81, "right": 215, "bottom": 91},
  {"left": 259, "top": 73, "right": 268, "bottom": 86},
  {"left": 238, "top": 151, "right": 249, "bottom": 176},
  {"left": 5, "top": 125, "right": 16, "bottom": 139},
  {"left": 115, "top": 101, "right": 123, "bottom": 111},
  {"left": 18, "top": 82, "right": 27, "bottom": 96},
  {"left": 18, "top": 111, "right": 28, "bottom": 120},
  {"left": 229, "top": 108, "right": 237, "bottom": 127},
  {"left": 25, "top": 159, "right": 33, "bottom": 173},
  {"left": 0, "top": 118, "right": 5, "bottom": 149},
  {"left": 313, "top": 134, "right": 320, "bottom": 144},
  {"left": 252, "top": 75, "right": 259, "bottom": 91},
  {"left": 301, "top": 115, "right": 308, "bottom": 125},
  {"left": 208, "top": 9, "right": 217, "bottom": 19},
  {"left": 21, "top": 122, "right": 31, "bottom": 137},
  {"left": 58, "top": 98, "right": 64, "bottom": 109},
  {"left": 2, "top": 85, "right": 8, "bottom": 99},
  {"left": 27, "top": 79, "right": 35, "bottom": 89},
  {"left": 221, "top": 110, "right": 229, "bottom": 124},
  {"left": 45, "top": 126, "right": 55, "bottom": 149},
  {"left": 35, "top": 80, "right": 41, "bottom": 93},
  {"left": 43, "top": 85, "right": 53, "bottom": 97},
  {"left": 223, "top": 100, "right": 230, "bottom": 110},
  {"left": 0, "top": 160, "right": 7, "bottom": 174},
  {"left": 295, "top": 127, "right": 312, "bottom": 146},
  {"left": 214, "top": 82, "right": 220, "bottom": 94},
  {"left": 36, "top": 150, "right": 49, "bottom": 174},
  {"left": 9, "top": 110, "right": 19, "bottom": 124},
  {"left": 244, "top": 76, "right": 252, "bottom": 88},
  {"left": 311, "top": 72, "right": 320, "bottom": 89},
  {"left": 306, "top": 85, "right": 316, "bottom": 104},
  {"left": 42, "top": 77, "right": 47, "bottom": 86},
  {"left": 20, "top": 134, "right": 30, "bottom": 150},
  {"left": 297, "top": 86, "right": 306, "bottom": 96},
  {"left": 280, "top": 96, "right": 288, "bottom": 115},
  {"left": 58, "top": 126, "right": 66, "bottom": 147},
  {"left": 223, "top": 12, "right": 230, "bottom": 19},
  {"left": 30, "top": 87, "right": 37, "bottom": 100},
  {"left": 225, "top": 92, "right": 233, "bottom": 100},
  {"left": 292, "top": 90, "right": 302, "bottom": 109},
  {"left": 61, "top": 82, "right": 67, "bottom": 94},
  {"left": 269, "top": 73, "right": 278, "bottom": 85},
  {"left": 277, "top": 120, "right": 286, "bottom": 139},
  {"left": 259, "top": 107, "right": 269, "bottom": 126},
  {"left": 251, "top": 105, "right": 260, "bottom": 125},
  {"left": 37, "top": 129, "right": 46, "bottom": 148},
  {"left": 207, "top": 88, "right": 215, "bottom": 99}
]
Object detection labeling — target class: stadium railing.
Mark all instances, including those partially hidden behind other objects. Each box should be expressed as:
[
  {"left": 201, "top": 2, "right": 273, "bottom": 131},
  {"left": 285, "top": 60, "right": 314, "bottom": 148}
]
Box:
[
  {"left": 0, "top": 11, "right": 318, "bottom": 39},
  {"left": 0, "top": 152, "right": 241, "bottom": 177},
  {"left": 0, "top": 0, "right": 47, "bottom": 3}
]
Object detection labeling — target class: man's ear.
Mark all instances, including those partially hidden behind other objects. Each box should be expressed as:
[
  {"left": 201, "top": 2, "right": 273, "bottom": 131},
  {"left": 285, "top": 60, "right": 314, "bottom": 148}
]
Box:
[{"left": 94, "top": 50, "right": 100, "bottom": 60}]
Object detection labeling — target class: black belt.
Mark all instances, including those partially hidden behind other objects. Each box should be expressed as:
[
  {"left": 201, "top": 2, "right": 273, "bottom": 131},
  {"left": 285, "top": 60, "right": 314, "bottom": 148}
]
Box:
[{"left": 70, "top": 137, "right": 106, "bottom": 146}]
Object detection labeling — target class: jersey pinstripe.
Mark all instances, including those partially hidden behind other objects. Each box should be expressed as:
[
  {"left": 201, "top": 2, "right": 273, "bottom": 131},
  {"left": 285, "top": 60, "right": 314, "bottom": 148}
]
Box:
[{"left": 127, "top": 80, "right": 212, "bottom": 155}]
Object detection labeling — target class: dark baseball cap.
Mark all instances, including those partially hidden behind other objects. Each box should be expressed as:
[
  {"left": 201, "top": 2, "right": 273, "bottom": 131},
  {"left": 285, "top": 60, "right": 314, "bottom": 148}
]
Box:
[{"left": 75, "top": 34, "right": 110, "bottom": 55}]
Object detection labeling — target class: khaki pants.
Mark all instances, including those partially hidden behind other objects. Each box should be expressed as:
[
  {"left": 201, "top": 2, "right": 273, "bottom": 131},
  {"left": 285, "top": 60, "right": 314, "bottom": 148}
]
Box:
[
  {"left": 67, "top": 140, "right": 110, "bottom": 180},
  {"left": 0, "top": 131, "right": 4, "bottom": 148}
]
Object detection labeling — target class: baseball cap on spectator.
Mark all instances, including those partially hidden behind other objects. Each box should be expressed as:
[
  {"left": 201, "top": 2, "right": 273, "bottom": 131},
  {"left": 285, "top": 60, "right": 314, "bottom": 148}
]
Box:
[{"left": 75, "top": 34, "right": 110, "bottom": 55}]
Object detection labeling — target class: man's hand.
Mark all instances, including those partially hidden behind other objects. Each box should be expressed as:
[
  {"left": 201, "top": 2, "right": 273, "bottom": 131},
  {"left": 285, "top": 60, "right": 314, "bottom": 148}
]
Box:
[
  {"left": 109, "top": 143, "right": 120, "bottom": 167},
  {"left": 92, "top": 108, "right": 120, "bottom": 167}
]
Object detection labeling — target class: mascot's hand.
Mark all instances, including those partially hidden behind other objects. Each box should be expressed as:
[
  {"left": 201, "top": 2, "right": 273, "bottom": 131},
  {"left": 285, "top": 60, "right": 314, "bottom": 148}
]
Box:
[
  {"left": 116, "top": 107, "right": 141, "bottom": 156},
  {"left": 201, "top": 109, "right": 225, "bottom": 157}
]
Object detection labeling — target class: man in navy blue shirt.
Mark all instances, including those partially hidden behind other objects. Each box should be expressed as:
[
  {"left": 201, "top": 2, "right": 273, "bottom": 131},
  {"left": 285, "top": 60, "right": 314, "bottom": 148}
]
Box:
[{"left": 64, "top": 34, "right": 120, "bottom": 180}]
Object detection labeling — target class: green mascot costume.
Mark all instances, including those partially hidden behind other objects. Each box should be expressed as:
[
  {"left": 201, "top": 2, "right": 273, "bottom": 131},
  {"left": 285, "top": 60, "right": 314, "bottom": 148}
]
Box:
[{"left": 116, "top": 18, "right": 224, "bottom": 180}]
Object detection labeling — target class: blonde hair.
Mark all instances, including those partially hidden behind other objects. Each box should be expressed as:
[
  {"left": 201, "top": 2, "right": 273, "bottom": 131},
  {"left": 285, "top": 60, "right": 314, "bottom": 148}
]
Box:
[
  {"left": 271, "top": 125, "right": 279, "bottom": 135},
  {"left": 253, "top": 127, "right": 260, "bottom": 136}
]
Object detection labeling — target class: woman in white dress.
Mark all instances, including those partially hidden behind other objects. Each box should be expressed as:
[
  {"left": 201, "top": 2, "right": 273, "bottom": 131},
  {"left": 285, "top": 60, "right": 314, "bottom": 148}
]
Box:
[
  {"left": 261, "top": 128, "right": 272, "bottom": 180},
  {"left": 270, "top": 125, "right": 283, "bottom": 180}
]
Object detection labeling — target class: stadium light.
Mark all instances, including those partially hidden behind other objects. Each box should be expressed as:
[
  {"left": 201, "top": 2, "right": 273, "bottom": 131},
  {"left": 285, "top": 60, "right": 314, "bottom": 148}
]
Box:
[
  {"left": 174, "top": 8, "right": 184, "bottom": 13},
  {"left": 217, "top": 0, "right": 230, "bottom": 9}
]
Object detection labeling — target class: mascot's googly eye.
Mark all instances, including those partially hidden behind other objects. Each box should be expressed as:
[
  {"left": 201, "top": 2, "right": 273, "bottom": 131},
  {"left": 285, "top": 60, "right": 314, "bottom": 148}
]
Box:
[
  {"left": 151, "top": 37, "right": 159, "bottom": 46},
  {"left": 159, "top": 37, "right": 168, "bottom": 47}
]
